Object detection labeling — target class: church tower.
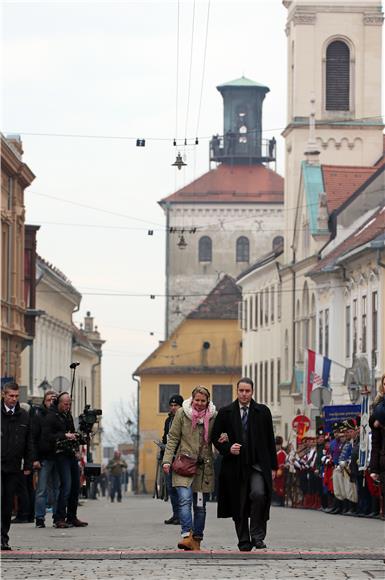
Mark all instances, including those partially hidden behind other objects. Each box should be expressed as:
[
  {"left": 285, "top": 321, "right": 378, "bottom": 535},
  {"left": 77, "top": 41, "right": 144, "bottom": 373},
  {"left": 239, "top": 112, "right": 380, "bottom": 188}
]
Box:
[
  {"left": 283, "top": 0, "right": 384, "bottom": 261},
  {"left": 160, "top": 78, "right": 284, "bottom": 337}
]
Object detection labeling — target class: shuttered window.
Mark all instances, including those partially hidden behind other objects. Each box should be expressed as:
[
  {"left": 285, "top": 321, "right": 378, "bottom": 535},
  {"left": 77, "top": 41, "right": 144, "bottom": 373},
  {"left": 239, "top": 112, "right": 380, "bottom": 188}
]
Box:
[{"left": 326, "top": 41, "right": 350, "bottom": 111}]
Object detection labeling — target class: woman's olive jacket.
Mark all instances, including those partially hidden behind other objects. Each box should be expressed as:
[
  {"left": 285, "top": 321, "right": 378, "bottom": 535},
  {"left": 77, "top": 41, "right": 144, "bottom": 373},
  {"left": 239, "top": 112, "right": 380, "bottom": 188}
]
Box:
[{"left": 162, "top": 406, "right": 216, "bottom": 493}]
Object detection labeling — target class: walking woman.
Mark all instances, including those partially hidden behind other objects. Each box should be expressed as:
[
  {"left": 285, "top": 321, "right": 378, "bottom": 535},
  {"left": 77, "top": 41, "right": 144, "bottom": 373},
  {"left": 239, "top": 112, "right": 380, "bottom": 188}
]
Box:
[{"left": 162, "top": 386, "right": 216, "bottom": 551}]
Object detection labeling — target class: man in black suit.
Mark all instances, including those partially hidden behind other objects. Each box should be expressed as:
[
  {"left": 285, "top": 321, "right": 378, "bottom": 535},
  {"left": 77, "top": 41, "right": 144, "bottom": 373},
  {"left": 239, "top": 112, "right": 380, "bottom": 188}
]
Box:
[
  {"left": 212, "top": 377, "right": 277, "bottom": 551},
  {"left": 1, "top": 382, "right": 34, "bottom": 550}
]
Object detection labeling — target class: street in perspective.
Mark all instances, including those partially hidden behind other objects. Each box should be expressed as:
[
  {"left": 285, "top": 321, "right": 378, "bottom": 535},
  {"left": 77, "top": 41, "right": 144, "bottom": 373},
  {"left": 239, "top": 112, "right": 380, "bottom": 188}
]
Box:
[{"left": 2, "top": 0, "right": 385, "bottom": 579}]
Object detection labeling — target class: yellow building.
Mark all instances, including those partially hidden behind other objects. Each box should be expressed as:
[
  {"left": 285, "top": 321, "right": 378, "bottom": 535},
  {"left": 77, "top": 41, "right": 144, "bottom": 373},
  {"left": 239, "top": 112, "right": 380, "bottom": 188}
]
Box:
[{"left": 134, "top": 275, "right": 242, "bottom": 493}]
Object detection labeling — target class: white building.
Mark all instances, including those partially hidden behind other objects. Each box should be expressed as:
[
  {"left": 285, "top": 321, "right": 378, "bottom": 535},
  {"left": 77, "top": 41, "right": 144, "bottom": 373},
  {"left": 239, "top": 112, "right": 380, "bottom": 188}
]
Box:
[
  {"left": 21, "top": 256, "right": 81, "bottom": 398},
  {"left": 238, "top": 0, "right": 384, "bottom": 437}
]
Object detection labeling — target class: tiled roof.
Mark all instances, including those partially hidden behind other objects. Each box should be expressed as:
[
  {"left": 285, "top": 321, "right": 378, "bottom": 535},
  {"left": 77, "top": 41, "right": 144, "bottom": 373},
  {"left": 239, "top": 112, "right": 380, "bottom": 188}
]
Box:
[
  {"left": 322, "top": 165, "right": 377, "bottom": 212},
  {"left": 323, "top": 136, "right": 385, "bottom": 213},
  {"left": 159, "top": 164, "right": 284, "bottom": 204},
  {"left": 309, "top": 205, "right": 385, "bottom": 275},
  {"left": 187, "top": 275, "right": 241, "bottom": 320},
  {"left": 137, "top": 365, "right": 241, "bottom": 376}
]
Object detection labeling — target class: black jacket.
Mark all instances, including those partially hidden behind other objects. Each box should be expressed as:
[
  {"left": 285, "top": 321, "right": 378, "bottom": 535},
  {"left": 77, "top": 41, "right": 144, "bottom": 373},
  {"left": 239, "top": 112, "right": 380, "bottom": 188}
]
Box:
[
  {"left": 1, "top": 401, "right": 34, "bottom": 473},
  {"left": 32, "top": 405, "right": 56, "bottom": 460},
  {"left": 212, "top": 399, "right": 278, "bottom": 521},
  {"left": 42, "top": 406, "right": 76, "bottom": 457}
]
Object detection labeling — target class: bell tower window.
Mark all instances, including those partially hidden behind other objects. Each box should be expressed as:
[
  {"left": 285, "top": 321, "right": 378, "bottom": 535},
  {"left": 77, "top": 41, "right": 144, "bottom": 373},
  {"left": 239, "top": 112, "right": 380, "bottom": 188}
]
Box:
[
  {"left": 236, "top": 236, "right": 249, "bottom": 262},
  {"left": 326, "top": 40, "right": 350, "bottom": 111}
]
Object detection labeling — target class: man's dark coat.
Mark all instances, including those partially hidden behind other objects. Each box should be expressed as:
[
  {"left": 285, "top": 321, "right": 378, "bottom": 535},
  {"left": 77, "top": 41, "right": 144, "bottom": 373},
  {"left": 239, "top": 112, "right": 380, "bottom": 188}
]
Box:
[
  {"left": 212, "top": 399, "right": 277, "bottom": 521},
  {"left": 1, "top": 401, "right": 34, "bottom": 472}
]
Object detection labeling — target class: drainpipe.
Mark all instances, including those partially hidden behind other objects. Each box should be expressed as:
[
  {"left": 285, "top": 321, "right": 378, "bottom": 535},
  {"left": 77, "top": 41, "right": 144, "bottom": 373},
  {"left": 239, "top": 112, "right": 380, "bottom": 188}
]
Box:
[
  {"left": 131, "top": 373, "right": 141, "bottom": 495},
  {"left": 91, "top": 354, "right": 102, "bottom": 463},
  {"left": 164, "top": 202, "right": 170, "bottom": 339}
]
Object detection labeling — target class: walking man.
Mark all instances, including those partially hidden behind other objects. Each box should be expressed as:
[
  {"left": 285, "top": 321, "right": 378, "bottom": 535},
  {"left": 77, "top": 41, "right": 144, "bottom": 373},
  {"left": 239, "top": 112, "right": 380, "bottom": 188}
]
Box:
[
  {"left": 107, "top": 451, "right": 127, "bottom": 502},
  {"left": 1, "top": 382, "right": 34, "bottom": 550},
  {"left": 212, "top": 377, "right": 277, "bottom": 551}
]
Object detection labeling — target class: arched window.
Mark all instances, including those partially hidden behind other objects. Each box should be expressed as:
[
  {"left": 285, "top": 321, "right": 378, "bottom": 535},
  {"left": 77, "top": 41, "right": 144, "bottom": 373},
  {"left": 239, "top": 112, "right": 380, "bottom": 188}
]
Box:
[
  {"left": 236, "top": 236, "right": 249, "bottom": 262},
  {"left": 199, "top": 236, "right": 212, "bottom": 262},
  {"left": 326, "top": 40, "right": 350, "bottom": 111},
  {"left": 310, "top": 294, "right": 316, "bottom": 349},
  {"left": 302, "top": 283, "right": 310, "bottom": 351}
]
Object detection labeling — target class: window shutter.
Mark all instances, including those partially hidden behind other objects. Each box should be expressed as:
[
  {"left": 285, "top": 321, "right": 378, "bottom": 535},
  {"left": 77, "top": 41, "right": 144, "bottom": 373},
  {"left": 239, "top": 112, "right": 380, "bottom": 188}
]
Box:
[{"left": 326, "top": 41, "right": 350, "bottom": 111}]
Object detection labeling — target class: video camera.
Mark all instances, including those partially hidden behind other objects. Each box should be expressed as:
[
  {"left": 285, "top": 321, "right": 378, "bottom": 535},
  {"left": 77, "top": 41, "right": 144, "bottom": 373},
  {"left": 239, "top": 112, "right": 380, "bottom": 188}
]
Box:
[{"left": 79, "top": 404, "right": 102, "bottom": 435}]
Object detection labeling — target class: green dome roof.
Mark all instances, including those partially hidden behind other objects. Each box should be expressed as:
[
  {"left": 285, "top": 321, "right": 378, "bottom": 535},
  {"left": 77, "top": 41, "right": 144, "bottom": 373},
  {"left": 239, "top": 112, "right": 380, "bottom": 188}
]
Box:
[{"left": 217, "top": 76, "right": 269, "bottom": 90}]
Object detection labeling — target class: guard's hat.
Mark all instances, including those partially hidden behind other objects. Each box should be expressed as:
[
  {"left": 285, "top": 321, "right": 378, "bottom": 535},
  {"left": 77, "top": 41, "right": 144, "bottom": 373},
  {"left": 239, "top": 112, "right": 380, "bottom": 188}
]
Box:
[
  {"left": 316, "top": 427, "right": 325, "bottom": 436},
  {"left": 332, "top": 421, "right": 341, "bottom": 432},
  {"left": 342, "top": 418, "right": 356, "bottom": 430},
  {"left": 169, "top": 394, "right": 183, "bottom": 407}
]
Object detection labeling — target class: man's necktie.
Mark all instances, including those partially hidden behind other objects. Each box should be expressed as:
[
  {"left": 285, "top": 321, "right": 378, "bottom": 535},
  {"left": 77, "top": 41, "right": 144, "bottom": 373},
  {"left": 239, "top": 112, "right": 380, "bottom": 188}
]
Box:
[
  {"left": 241, "top": 406, "right": 248, "bottom": 431},
  {"left": 7, "top": 410, "right": 13, "bottom": 416}
]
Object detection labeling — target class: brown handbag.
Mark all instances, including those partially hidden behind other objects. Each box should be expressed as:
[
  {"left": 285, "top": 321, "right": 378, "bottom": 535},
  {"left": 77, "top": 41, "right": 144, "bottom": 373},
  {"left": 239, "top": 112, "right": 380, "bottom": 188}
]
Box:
[{"left": 172, "top": 453, "right": 198, "bottom": 477}]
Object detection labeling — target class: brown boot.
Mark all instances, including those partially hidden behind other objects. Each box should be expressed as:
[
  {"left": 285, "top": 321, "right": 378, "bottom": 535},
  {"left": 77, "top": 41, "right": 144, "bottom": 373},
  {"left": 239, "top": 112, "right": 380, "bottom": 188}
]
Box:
[
  {"left": 177, "top": 531, "right": 194, "bottom": 550},
  {"left": 191, "top": 536, "right": 202, "bottom": 551}
]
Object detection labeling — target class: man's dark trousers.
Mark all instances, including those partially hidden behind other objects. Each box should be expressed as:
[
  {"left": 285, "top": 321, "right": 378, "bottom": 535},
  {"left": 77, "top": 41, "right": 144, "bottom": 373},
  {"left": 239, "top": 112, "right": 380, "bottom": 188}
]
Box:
[
  {"left": 1, "top": 471, "right": 19, "bottom": 545},
  {"left": 235, "top": 468, "right": 267, "bottom": 549},
  {"left": 55, "top": 455, "right": 80, "bottom": 522}
]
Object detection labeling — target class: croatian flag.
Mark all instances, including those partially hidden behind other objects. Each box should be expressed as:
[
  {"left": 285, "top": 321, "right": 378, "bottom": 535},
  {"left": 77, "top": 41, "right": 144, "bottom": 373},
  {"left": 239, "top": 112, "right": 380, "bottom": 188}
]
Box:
[{"left": 306, "top": 349, "right": 331, "bottom": 404}]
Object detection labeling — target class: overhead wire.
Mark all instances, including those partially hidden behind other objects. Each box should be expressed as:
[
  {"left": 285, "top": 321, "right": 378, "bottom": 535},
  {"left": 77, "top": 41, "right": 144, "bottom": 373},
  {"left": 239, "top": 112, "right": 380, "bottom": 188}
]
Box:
[
  {"left": 195, "top": 0, "right": 211, "bottom": 140},
  {"left": 183, "top": 0, "right": 196, "bottom": 144}
]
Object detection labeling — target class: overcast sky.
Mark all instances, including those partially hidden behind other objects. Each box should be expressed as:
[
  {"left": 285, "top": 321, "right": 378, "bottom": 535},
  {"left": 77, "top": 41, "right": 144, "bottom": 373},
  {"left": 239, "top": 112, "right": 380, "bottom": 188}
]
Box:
[{"left": 3, "top": 0, "right": 384, "bottom": 436}]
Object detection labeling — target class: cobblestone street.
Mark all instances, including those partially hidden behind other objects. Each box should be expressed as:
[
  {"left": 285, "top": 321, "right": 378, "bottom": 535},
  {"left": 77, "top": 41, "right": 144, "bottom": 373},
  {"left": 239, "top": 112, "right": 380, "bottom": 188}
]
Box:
[{"left": 2, "top": 495, "right": 384, "bottom": 579}]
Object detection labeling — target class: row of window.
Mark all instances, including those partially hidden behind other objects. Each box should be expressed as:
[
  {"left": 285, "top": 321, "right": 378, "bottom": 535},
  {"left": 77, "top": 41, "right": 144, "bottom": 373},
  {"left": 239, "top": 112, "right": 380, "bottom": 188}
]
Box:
[
  {"left": 243, "top": 358, "right": 281, "bottom": 406},
  {"left": 345, "top": 292, "right": 378, "bottom": 359},
  {"left": 241, "top": 285, "right": 282, "bottom": 330},
  {"left": 199, "top": 236, "right": 250, "bottom": 263},
  {"left": 159, "top": 383, "right": 233, "bottom": 413}
]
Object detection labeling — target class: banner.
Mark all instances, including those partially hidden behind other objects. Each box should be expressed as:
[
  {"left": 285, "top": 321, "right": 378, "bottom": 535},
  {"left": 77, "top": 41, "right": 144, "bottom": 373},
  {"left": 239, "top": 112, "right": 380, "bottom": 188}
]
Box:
[
  {"left": 359, "top": 394, "right": 370, "bottom": 470},
  {"left": 323, "top": 404, "right": 361, "bottom": 432},
  {"left": 306, "top": 349, "right": 331, "bottom": 404}
]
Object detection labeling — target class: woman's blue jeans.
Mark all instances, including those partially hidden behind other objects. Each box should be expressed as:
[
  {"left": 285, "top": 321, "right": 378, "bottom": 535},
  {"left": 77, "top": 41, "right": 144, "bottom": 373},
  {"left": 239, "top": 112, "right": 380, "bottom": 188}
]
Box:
[{"left": 176, "top": 486, "right": 209, "bottom": 538}]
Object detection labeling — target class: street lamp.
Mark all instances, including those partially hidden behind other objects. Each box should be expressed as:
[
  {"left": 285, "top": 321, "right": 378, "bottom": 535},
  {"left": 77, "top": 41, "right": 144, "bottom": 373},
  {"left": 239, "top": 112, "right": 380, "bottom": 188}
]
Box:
[{"left": 347, "top": 382, "right": 360, "bottom": 404}]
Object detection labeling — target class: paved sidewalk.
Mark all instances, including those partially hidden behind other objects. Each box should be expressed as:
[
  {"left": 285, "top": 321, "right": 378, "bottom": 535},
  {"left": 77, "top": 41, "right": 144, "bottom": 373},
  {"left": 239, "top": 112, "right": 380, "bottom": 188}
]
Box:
[{"left": 2, "top": 495, "right": 384, "bottom": 579}]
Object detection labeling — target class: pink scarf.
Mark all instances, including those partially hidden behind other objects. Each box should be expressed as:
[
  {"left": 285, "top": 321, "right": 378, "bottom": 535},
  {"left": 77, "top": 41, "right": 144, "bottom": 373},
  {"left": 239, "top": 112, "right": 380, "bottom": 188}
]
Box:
[{"left": 191, "top": 407, "right": 210, "bottom": 443}]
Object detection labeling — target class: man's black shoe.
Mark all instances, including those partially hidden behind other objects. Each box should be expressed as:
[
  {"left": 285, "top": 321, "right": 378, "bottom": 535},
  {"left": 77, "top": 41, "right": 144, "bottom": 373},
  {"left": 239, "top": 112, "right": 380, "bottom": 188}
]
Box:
[
  {"left": 35, "top": 518, "right": 45, "bottom": 528},
  {"left": 238, "top": 543, "right": 253, "bottom": 552},
  {"left": 164, "top": 516, "right": 180, "bottom": 525},
  {"left": 11, "top": 517, "right": 29, "bottom": 524},
  {"left": 1, "top": 543, "right": 12, "bottom": 551},
  {"left": 253, "top": 540, "right": 267, "bottom": 549}
]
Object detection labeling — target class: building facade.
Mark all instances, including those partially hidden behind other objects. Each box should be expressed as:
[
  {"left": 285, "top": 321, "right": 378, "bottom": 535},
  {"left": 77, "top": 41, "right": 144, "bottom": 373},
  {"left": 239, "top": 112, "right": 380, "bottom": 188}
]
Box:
[
  {"left": 1, "top": 134, "right": 35, "bottom": 384},
  {"left": 238, "top": 0, "right": 384, "bottom": 438}
]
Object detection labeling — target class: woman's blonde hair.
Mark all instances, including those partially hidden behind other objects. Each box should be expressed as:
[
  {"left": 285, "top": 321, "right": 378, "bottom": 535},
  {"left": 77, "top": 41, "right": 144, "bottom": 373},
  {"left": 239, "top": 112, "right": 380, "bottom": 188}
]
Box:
[
  {"left": 373, "top": 373, "right": 385, "bottom": 407},
  {"left": 191, "top": 385, "right": 210, "bottom": 402}
]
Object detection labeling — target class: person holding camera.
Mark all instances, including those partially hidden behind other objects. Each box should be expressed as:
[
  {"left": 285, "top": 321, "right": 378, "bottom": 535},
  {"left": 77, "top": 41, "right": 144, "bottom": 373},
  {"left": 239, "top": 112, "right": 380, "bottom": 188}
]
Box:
[
  {"left": 162, "top": 386, "right": 217, "bottom": 551},
  {"left": 43, "top": 392, "right": 88, "bottom": 528}
]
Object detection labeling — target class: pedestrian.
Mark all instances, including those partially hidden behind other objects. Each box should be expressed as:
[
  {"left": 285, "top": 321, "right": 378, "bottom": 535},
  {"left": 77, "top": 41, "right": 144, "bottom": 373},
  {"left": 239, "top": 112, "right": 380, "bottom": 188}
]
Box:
[
  {"left": 212, "top": 377, "right": 277, "bottom": 551},
  {"left": 43, "top": 392, "right": 88, "bottom": 528},
  {"left": 162, "top": 386, "right": 217, "bottom": 551},
  {"left": 107, "top": 451, "right": 127, "bottom": 502},
  {"left": 98, "top": 466, "right": 108, "bottom": 497},
  {"left": 161, "top": 394, "right": 183, "bottom": 525},
  {"left": 369, "top": 373, "right": 385, "bottom": 518},
  {"left": 33, "top": 390, "right": 60, "bottom": 528},
  {"left": 1, "top": 382, "right": 34, "bottom": 551},
  {"left": 272, "top": 436, "right": 286, "bottom": 507}
]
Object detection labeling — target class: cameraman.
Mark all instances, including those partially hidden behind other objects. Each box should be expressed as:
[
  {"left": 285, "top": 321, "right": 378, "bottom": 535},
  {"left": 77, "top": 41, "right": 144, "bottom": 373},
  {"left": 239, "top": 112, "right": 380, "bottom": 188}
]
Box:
[{"left": 43, "top": 392, "right": 88, "bottom": 528}]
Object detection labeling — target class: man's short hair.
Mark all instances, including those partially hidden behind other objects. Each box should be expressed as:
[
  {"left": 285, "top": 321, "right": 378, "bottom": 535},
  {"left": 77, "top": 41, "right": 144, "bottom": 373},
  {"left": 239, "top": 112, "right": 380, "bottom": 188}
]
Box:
[
  {"left": 2, "top": 382, "right": 19, "bottom": 393},
  {"left": 237, "top": 377, "right": 254, "bottom": 391},
  {"left": 43, "top": 390, "right": 58, "bottom": 402}
]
